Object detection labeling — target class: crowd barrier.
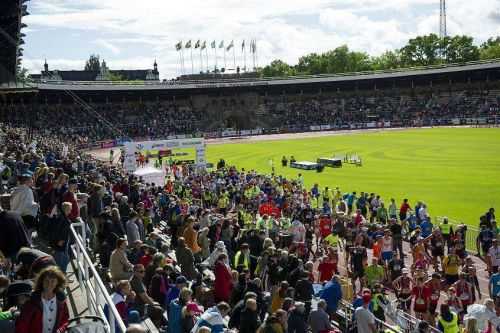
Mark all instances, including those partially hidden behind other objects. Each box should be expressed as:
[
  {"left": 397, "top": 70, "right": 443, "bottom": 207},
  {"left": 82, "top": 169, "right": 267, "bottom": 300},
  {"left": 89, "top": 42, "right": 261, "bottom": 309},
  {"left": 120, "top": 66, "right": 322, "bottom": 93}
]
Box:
[
  {"left": 337, "top": 299, "right": 441, "bottom": 333},
  {"left": 69, "top": 220, "right": 126, "bottom": 333},
  {"left": 436, "top": 216, "right": 480, "bottom": 253}
]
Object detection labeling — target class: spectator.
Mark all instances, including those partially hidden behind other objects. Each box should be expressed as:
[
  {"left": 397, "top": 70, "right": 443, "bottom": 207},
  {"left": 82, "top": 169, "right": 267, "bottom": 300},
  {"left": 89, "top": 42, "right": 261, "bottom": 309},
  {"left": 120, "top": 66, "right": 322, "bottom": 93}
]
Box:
[
  {"left": 129, "top": 264, "right": 155, "bottom": 316},
  {"left": 10, "top": 171, "right": 38, "bottom": 240},
  {"left": 319, "top": 275, "right": 342, "bottom": 317},
  {"left": 110, "top": 239, "right": 134, "bottom": 282},
  {"left": 287, "top": 301, "right": 307, "bottom": 333},
  {"left": 15, "top": 266, "right": 69, "bottom": 333},
  {"left": 51, "top": 201, "right": 73, "bottom": 274},
  {"left": 191, "top": 302, "right": 231, "bottom": 333},
  {"left": 175, "top": 237, "right": 197, "bottom": 280},
  {"left": 308, "top": 299, "right": 332, "bottom": 333},
  {"left": 354, "top": 292, "right": 376, "bottom": 333},
  {"left": 168, "top": 287, "right": 192, "bottom": 333},
  {"left": 238, "top": 298, "right": 261, "bottom": 333},
  {"left": 214, "top": 253, "right": 233, "bottom": 303}
]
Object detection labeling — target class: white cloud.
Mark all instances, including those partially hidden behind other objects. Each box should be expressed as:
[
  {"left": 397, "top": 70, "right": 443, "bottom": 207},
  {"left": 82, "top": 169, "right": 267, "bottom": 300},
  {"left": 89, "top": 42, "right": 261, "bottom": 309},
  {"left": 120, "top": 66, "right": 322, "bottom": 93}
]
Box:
[
  {"left": 94, "top": 39, "right": 121, "bottom": 55},
  {"left": 22, "top": 0, "right": 500, "bottom": 79}
]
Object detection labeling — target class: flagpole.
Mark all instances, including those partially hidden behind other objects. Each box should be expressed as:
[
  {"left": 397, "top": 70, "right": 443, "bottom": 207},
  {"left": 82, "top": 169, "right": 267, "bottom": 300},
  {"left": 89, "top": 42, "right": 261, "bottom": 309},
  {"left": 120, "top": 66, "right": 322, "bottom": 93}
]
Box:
[
  {"left": 215, "top": 45, "right": 218, "bottom": 73},
  {"left": 232, "top": 46, "right": 236, "bottom": 71},
  {"left": 181, "top": 48, "right": 185, "bottom": 75},
  {"left": 244, "top": 43, "right": 247, "bottom": 72},
  {"left": 199, "top": 49, "right": 203, "bottom": 74},
  {"left": 178, "top": 49, "right": 183, "bottom": 76},
  {"left": 190, "top": 48, "right": 194, "bottom": 74},
  {"left": 255, "top": 39, "right": 258, "bottom": 70},
  {"left": 205, "top": 47, "right": 209, "bottom": 73},
  {"left": 223, "top": 47, "right": 227, "bottom": 71},
  {"left": 252, "top": 40, "right": 256, "bottom": 71}
]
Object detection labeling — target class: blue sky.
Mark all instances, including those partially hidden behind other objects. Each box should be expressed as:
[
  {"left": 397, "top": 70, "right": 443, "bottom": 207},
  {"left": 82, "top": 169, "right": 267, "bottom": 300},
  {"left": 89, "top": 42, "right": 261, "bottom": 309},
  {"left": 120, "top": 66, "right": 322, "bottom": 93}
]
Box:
[{"left": 22, "top": 0, "right": 500, "bottom": 79}]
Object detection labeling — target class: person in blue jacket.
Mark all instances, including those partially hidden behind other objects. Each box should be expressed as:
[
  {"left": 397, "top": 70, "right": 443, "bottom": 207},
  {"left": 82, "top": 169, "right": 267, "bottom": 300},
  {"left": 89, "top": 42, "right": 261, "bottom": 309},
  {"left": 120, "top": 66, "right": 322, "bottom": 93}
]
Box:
[
  {"left": 318, "top": 275, "right": 342, "bottom": 318},
  {"left": 168, "top": 287, "right": 192, "bottom": 333}
]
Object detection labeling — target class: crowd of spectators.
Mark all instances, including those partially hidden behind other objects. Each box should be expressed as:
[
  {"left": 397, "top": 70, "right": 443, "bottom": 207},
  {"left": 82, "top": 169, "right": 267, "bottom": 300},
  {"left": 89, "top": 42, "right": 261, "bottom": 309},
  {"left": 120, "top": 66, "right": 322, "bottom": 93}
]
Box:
[
  {"left": 263, "top": 88, "right": 500, "bottom": 129},
  {"left": 0, "top": 86, "right": 499, "bottom": 145},
  {"left": 0, "top": 122, "right": 499, "bottom": 333}
]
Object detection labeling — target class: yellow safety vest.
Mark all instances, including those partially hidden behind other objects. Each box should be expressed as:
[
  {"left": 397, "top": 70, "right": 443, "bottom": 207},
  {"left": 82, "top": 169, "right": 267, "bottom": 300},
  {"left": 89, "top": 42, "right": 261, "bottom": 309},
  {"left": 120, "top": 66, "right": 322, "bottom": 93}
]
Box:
[
  {"left": 325, "top": 234, "right": 339, "bottom": 247},
  {"left": 372, "top": 293, "right": 382, "bottom": 312},
  {"left": 438, "top": 313, "right": 459, "bottom": 333},
  {"left": 440, "top": 223, "right": 451, "bottom": 235},
  {"left": 234, "top": 251, "right": 249, "bottom": 269}
]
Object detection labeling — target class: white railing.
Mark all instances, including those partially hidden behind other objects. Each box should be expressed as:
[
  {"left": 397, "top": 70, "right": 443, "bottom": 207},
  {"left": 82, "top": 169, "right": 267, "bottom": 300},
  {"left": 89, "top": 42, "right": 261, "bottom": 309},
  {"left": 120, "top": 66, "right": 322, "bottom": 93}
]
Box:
[{"left": 69, "top": 220, "right": 126, "bottom": 333}]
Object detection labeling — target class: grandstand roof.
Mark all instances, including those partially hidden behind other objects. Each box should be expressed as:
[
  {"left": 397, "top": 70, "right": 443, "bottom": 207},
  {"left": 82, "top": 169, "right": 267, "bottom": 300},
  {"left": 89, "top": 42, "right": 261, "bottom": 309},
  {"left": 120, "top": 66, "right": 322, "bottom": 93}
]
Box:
[
  {"left": 0, "top": 0, "right": 28, "bottom": 84},
  {"left": 36, "top": 59, "right": 500, "bottom": 92}
]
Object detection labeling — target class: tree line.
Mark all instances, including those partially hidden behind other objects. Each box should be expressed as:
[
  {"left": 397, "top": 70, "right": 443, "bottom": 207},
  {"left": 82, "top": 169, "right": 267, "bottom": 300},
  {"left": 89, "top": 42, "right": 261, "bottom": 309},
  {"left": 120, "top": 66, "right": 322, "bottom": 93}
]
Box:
[{"left": 260, "top": 34, "right": 500, "bottom": 77}]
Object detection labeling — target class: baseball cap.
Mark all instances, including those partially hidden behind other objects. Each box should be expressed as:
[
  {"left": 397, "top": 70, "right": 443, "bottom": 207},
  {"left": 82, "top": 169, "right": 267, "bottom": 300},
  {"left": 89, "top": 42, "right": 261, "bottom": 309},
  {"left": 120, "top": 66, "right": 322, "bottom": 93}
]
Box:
[
  {"left": 176, "top": 276, "right": 187, "bottom": 284},
  {"left": 402, "top": 268, "right": 410, "bottom": 274},
  {"left": 362, "top": 293, "right": 372, "bottom": 304}
]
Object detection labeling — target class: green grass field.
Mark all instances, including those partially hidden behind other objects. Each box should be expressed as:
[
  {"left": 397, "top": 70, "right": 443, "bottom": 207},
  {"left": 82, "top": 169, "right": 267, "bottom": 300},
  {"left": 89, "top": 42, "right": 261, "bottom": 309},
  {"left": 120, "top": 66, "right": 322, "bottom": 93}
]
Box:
[{"left": 203, "top": 128, "right": 500, "bottom": 228}]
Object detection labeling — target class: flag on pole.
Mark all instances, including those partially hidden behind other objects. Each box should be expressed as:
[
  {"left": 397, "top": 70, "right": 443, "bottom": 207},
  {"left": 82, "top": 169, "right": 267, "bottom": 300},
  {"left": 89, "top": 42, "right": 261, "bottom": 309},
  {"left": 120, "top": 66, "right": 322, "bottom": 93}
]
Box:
[
  {"left": 250, "top": 39, "right": 256, "bottom": 53},
  {"left": 226, "top": 40, "right": 234, "bottom": 51},
  {"left": 175, "top": 41, "right": 183, "bottom": 51},
  {"left": 219, "top": 40, "right": 224, "bottom": 48},
  {"left": 241, "top": 40, "right": 245, "bottom": 51},
  {"left": 185, "top": 40, "right": 192, "bottom": 48},
  {"left": 201, "top": 41, "right": 207, "bottom": 50},
  {"left": 195, "top": 40, "right": 201, "bottom": 48},
  {"left": 211, "top": 40, "right": 216, "bottom": 48}
]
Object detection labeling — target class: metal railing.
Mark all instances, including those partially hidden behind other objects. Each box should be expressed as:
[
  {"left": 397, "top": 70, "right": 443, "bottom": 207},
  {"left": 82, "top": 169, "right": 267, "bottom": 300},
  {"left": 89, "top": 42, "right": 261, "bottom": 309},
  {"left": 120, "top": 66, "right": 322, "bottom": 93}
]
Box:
[
  {"left": 337, "top": 299, "right": 442, "bottom": 333},
  {"left": 436, "top": 216, "right": 480, "bottom": 252},
  {"left": 69, "top": 220, "right": 126, "bottom": 333}
]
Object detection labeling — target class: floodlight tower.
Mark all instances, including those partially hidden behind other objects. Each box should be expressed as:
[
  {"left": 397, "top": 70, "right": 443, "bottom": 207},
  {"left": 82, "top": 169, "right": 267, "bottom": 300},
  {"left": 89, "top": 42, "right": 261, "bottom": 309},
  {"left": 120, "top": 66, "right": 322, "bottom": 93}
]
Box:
[{"left": 439, "top": 0, "right": 447, "bottom": 38}]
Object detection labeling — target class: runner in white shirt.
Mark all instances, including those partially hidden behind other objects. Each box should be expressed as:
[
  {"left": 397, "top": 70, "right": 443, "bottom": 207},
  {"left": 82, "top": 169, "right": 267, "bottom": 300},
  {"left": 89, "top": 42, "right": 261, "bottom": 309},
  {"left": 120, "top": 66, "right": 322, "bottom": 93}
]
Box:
[
  {"left": 487, "top": 239, "right": 500, "bottom": 273},
  {"left": 381, "top": 231, "right": 394, "bottom": 263},
  {"left": 290, "top": 220, "right": 306, "bottom": 243}
]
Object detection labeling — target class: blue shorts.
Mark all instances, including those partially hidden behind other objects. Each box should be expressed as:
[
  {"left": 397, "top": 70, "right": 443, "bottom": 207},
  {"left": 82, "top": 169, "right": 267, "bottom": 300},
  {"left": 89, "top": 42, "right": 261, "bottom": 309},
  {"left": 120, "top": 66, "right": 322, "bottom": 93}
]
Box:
[{"left": 382, "top": 251, "right": 393, "bottom": 262}]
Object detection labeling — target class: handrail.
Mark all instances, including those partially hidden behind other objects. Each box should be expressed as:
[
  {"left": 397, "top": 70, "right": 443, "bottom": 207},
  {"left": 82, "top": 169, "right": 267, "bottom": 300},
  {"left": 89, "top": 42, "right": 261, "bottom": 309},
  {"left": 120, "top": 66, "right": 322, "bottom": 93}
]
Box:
[
  {"left": 338, "top": 299, "right": 442, "bottom": 333},
  {"left": 69, "top": 220, "right": 127, "bottom": 333}
]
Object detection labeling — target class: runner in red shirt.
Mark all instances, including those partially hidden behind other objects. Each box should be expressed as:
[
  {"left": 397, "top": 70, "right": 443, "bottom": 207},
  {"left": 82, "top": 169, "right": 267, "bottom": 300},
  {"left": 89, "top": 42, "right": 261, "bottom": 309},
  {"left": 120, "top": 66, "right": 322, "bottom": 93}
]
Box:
[
  {"left": 318, "top": 256, "right": 336, "bottom": 282},
  {"left": 319, "top": 215, "right": 332, "bottom": 238},
  {"left": 425, "top": 272, "right": 442, "bottom": 324},
  {"left": 453, "top": 273, "right": 475, "bottom": 320},
  {"left": 399, "top": 198, "right": 411, "bottom": 221},
  {"left": 412, "top": 277, "right": 431, "bottom": 320}
]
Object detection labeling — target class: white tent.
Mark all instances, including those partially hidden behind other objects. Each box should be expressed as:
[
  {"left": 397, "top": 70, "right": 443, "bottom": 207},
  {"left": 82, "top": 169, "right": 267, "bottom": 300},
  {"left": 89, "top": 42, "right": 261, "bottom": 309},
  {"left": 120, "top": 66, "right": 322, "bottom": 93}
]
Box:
[{"left": 133, "top": 166, "right": 166, "bottom": 186}]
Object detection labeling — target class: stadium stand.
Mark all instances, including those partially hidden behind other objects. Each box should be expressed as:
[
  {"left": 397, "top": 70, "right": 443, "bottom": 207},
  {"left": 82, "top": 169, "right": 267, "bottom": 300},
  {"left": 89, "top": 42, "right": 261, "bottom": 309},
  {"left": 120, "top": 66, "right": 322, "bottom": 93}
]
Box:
[
  {"left": 0, "top": 0, "right": 28, "bottom": 85},
  {"left": 1, "top": 67, "right": 499, "bottom": 143},
  {"left": 0, "top": 54, "right": 500, "bottom": 333}
]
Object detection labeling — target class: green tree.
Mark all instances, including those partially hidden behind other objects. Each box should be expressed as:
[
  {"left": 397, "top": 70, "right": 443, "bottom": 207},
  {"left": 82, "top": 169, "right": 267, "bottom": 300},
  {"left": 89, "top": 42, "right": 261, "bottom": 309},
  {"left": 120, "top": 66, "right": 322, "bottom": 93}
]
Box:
[
  {"left": 371, "top": 50, "right": 402, "bottom": 70},
  {"left": 443, "top": 35, "right": 480, "bottom": 63},
  {"left": 84, "top": 54, "right": 101, "bottom": 71},
  {"left": 480, "top": 37, "right": 500, "bottom": 59},
  {"left": 400, "top": 34, "right": 442, "bottom": 66},
  {"left": 108, "top": 72, "right": 124, "bottom": 81},
  {"left": 297, "top": 53, "right": 325, "bottom": 74},
  {"left": 261, "top": 60, "right": 295, "bottom": 77},
  {"left": 16, "top": 67, "right": 29, "bottom": 81}
]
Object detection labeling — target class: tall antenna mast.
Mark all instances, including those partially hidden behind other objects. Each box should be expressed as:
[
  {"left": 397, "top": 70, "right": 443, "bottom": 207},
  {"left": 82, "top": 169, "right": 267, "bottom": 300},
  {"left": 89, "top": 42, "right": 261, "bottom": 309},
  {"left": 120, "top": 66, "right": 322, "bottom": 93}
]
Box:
[{"left": 439, "top": 0, "right": 447, "bottom": 38}]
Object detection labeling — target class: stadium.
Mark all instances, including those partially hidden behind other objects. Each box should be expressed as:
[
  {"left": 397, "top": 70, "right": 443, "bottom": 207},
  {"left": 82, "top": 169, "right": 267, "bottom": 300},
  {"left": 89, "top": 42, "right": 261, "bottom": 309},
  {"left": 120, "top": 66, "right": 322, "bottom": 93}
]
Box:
[{"left": 0, "top": 1, "right": 499, "bottom": 333}]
